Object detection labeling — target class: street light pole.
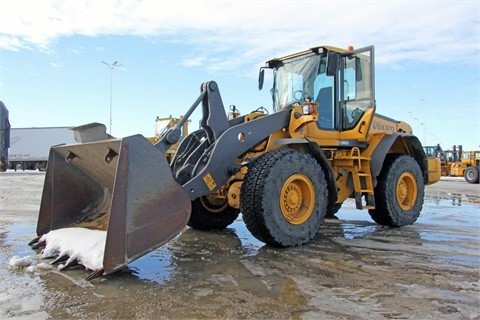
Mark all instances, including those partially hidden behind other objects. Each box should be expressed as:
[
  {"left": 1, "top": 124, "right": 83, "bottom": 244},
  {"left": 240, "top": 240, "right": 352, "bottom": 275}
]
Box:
[
  {"left": 102, "top": 61, "right": 121, "bottom": 135},
  {"left": 420, "top": 98, "right": 427, "bottom": 145},
  {"left": 407, "top": 111, "right": 422, "bottom": 137}
]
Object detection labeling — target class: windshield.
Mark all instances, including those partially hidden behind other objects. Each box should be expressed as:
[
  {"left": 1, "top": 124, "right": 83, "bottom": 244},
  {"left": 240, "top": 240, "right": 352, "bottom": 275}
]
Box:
[
  {"left": 272, "top": 53, "right": 323, "bottom": 112},
  {"left": 270, "top": 46, "right": 374, "bottom": 132}
]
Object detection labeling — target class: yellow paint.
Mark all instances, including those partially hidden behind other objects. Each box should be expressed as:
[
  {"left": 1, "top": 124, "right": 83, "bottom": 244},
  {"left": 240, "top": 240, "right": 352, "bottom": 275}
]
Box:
[{"left": 203, "top": 172, "right": 217, "bottom": 191}]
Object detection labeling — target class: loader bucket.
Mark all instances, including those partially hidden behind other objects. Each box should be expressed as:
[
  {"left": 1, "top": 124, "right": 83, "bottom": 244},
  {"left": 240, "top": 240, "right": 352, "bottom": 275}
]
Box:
[{"left": 34, "top": 134, "right": 191, "bottom": 279}]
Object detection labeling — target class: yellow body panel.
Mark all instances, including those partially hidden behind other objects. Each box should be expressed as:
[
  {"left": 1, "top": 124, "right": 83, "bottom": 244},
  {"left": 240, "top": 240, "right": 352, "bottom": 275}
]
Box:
[
  {"left": 370, "top": 115, "right": 412, "bottom": 134},
  {"left": 234, "top": 103, "right": 441, "bottom": 208},
  {"left": 426, "top": 157, "right": 442, "bottom": 185}
]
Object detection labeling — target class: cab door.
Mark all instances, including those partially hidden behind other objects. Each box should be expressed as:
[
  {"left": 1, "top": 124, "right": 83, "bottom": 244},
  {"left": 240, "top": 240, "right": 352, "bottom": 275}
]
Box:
[{"left": 337, "top": 46, "right": 375, "bottom": 145}]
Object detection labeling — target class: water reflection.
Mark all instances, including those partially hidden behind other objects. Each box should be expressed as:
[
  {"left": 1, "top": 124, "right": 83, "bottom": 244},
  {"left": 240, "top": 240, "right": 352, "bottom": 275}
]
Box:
[
  {"left": 102, "top": 223, "right": 308, "bottom": 311},
  {"left": 8, "top": 190, "right": 480, "bottom": 287},
  {"left": 426, "top": 191, "right": 480, "bottom": 206},
  {"left": 2, "top": 222, "right": 47, "bottom": 319}
]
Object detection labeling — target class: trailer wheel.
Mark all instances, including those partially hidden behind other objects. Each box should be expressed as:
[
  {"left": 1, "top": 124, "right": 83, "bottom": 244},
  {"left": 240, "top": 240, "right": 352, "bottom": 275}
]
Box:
[
  {"left": 464, "top": 166, "right": 479, "bottom": 184},
  {"left": 241, "top": 148, "right": 327, "bottom": 247},
  {"left": 188, "top": 195, "right": 240, "bottom": 231},
  {"left": 368, "top": 155, "right": 424, "bottom": 227}
]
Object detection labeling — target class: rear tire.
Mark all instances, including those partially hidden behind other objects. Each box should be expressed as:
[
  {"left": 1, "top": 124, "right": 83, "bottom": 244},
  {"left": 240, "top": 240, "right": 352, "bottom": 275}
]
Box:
[
  {"left": 241, "top": 148, "right": 327, "bottom": 247},
  {"left": 368, "top": 155, "right": 424, "bottom": 227},
  {"left": 188, "top": 196, "right": 240, "bottom": 231},
  {"left": 464, "top": 166, "right": 479, "bottom": 184}
]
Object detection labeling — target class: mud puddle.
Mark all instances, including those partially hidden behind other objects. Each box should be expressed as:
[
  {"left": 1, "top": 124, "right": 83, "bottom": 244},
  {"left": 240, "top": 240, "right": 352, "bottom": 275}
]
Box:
[{"left": 1, "top": 173, "right": 479, "bottom": 319}]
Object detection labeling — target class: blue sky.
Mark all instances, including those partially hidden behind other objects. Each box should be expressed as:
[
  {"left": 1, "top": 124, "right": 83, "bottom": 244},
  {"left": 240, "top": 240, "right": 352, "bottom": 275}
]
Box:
[{"left": 0, "top": 0, "right": 479, "bottom": 150}]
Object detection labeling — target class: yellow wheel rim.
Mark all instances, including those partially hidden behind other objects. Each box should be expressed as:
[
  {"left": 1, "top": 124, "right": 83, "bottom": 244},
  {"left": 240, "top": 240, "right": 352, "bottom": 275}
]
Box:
[
  {"left": 200, "top": 195, "right": 228, "bottom": 214},
  {"left": 396, "top": 172, "right": 418, "bottom": 211},
  {"left": 280, "top": 174, "right": 315, "bottom": 225}
]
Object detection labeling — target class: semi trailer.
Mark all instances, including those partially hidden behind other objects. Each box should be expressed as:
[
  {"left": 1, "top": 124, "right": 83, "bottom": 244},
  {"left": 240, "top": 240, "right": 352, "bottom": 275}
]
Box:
[{"left": 9, "top": 127, "right": 76, "bottom": 171}]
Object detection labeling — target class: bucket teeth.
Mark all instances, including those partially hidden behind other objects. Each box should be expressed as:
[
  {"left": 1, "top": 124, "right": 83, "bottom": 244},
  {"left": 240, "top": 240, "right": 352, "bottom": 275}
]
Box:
[
  {"left": 86, "top": 269, "right": 104, "bottom": 281},
  {"left": 28, "top": 236, "right": 42, "bottom": 246},
  {"left": 30, "top": 238, "right": 46, "bottom": 250},
  {"left": 51, "top": 254, "right": 69, "bottom": 265},
  {"left": 59, "top": 258, "right": 79, "bottom": 271}
]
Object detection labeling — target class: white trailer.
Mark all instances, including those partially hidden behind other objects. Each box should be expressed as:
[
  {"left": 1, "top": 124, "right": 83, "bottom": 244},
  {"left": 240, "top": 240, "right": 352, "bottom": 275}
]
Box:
[{"left": 9, "top": 127, "right": 77, "bottom": 171}]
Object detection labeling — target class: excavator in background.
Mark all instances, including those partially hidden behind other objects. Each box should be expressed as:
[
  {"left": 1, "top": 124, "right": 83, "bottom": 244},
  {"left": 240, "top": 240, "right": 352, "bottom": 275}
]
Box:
[{"left": 29, "top": 45, "right": 441, "bottom": 280}]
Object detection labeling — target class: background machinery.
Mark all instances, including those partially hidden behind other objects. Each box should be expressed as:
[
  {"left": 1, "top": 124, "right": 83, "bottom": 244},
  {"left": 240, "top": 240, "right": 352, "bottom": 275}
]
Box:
[
  {"left": 445, "top": 145, "right": 480, "bottom": 184},
  {"left": 0, "top": 101, "right": 10, "bottom": 172},
  {"left": 147, "top": 115, "right": 189, "bottom": 163},
  {"left": 460, "top": 149, "right": 480, "bottom": 184},
  {"left": 446, "top": 145, "right": 465, "bottom": 177},
  {"left": 424, "top": 144, "right": 451, "bottom": 176},
  {"left": 30, "top": 45, "right": 441, "bottom": 279},
  {"left": 426, "top": 144, "right": 480, "bottom": 184}
]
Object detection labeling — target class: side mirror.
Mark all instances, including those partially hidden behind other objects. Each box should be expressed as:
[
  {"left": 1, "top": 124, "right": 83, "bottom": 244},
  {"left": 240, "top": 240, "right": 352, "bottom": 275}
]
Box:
[
  {"left": 326, "top": 52, "right": 340, "bottom": 76},
  {"left": 258, "top": 68, "right": 265, "bottom": 90}
]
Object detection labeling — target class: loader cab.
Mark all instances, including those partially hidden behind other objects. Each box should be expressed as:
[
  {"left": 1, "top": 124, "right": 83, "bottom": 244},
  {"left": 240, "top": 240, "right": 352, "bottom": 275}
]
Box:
[{"left": 261, "top": 45, "right": 375, "bottom": 145}]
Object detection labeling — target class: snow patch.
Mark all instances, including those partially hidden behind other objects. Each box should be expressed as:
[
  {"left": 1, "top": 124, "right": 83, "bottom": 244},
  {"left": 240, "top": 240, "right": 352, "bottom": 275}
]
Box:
[
  {"left": 9, "top": 255, "right": 34, "bottom": 268},
  {"left": 40, "top": 227, "right": 107, "bottom": 271},
  {"left": 25, "top": 262, "right": 54, "bottom": 273}
]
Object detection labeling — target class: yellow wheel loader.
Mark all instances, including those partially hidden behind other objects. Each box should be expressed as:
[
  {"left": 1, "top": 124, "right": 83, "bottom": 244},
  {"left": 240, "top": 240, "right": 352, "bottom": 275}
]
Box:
[
  {"left": 29, "top": 45, "right": 441, "bottom": 280},
  {"left": 435, "top": 145, "right": 480, "bottom": 183},
  {"left": 146, "top": 115, "right": 190, "bottom": 163}
]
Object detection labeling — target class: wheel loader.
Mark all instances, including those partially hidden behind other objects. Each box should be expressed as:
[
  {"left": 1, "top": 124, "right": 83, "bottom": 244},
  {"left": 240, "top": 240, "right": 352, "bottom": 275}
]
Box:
[
  {"left": 146, "top": 115, "right": 190, "bottom": 163},
  {"left": 29, "top": 45, "right": 441, "bottom": 280},
  {"left": 433, "top": 144, "right": 480, "bottom": 183}
]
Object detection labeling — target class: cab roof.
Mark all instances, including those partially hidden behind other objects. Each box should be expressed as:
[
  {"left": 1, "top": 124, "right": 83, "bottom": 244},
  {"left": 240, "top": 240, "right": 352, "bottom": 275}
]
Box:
[{"left": 265, "top": 45, "right": 350, "bottom": 68}]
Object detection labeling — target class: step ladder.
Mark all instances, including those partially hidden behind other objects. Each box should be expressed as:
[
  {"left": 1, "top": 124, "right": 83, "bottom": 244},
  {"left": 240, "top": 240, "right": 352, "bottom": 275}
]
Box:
[{"left": 350, "top": 147, "right": 375, "bottom": 210}]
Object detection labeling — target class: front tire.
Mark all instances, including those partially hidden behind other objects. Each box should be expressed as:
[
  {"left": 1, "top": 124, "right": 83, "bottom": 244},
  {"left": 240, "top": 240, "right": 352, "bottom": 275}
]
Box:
[
  {"left": 241, "top": 148, "right": 327, "bottom": 247},
  {"left": 188, "top": 195, "right": 240, "bottom": 231},
  {"left": 369, "top": 155, "right": 424, "bottom": 227},
  {"left": 464, "top": 166, "right": 479, "bottom": 184},
  {"left": 325, "top": 203, "right": 342, "bottom": 218}
]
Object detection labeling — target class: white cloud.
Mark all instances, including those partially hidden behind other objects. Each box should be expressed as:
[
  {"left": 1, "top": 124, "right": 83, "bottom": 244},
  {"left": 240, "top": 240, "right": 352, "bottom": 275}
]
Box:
[
  {"left": 0, "top": 35, "right": 32, "bottom": 51},
  {"left": 181, "top": 56, "right": 206, "bottom": 67},
  {"left": 0, "top": 0, "right": 478, "bottom": 67},
  {"left": 49, "top": 61, "right": 62, "bottom": 68}
]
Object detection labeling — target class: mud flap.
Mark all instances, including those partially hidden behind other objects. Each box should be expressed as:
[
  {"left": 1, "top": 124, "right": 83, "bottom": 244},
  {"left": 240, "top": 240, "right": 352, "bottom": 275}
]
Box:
[{"left": 35, "top": 134, "right": 191, "bottom": 278}]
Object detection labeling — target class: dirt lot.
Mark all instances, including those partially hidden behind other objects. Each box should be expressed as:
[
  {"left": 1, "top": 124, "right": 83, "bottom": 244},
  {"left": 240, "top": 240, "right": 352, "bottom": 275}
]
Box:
[{"left": 0, "top": 172, "right": 479, "bottom": 319}]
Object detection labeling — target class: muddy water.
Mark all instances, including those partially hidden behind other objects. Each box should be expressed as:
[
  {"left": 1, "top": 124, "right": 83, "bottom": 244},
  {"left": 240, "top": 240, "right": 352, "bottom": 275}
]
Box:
[{"left": 0, "top": 172, "right": 479, "bottom": 319}]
